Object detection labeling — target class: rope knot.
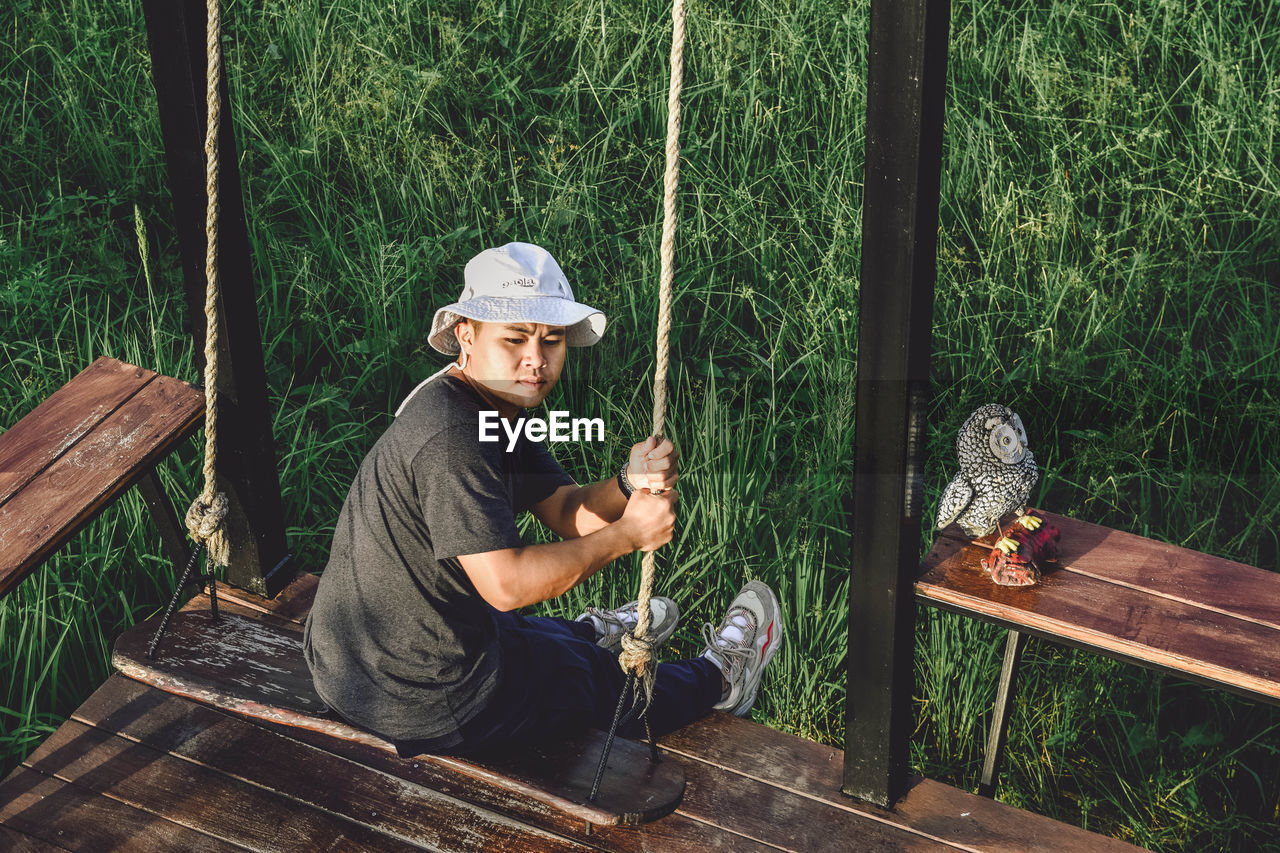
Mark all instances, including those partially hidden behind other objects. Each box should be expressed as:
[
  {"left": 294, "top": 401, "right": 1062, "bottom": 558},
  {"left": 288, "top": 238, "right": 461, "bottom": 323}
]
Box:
[
  {"left": 618, "top": 629, "right": 657, "bottom": 677},
  {"left": 185, "top": 492, "right": 230, "bottom": 566}
]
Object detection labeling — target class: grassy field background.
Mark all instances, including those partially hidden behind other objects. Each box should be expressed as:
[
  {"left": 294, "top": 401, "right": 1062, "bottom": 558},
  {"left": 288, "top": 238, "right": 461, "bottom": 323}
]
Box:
[{"left": 3, "top": 0, "right": 1278, "bottom": 848}]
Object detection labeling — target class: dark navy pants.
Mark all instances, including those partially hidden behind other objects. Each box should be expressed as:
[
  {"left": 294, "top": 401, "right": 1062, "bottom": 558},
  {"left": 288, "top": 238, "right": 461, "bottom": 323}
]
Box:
[{"left": 392, "top": 610, "right": 724, "bottom": 758}]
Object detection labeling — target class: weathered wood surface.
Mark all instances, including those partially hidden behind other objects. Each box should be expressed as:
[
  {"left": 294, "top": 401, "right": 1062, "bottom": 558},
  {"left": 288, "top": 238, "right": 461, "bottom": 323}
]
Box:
[
  {"left": 21, "top": 707, "right": 551, "bottom": 852},
  {"left": 118, "top": 580, "right": 1145, "bottom": 851},
  {"left": 271, "top": 702, "right": 785, "bottom": 851},
  {"left": 0, "top": 358, "right": 150, "bottom": 506},
  {"left": 661, "top": 712, "right": 1143, "bottom": 853},
  {"left": 0, "top": 356, "right": 204, "bottom": 598},
  {"left": 0, "top": 762, "right": 241, "bottom": 852},
  {"left": 114, "top": 594, "right": 687, "bottom": 827},
  {"left": 62, "top": 677, "right": 592, "bottom": 852},
  {"left": 1, "top": 572, "right": 1150, "bottom": 851},
  {"left": 0, "top": 823, "right": 66, "bottom": 853},
  {"left": 918, "top": 509, "right": 1280, "bottom": 704}
]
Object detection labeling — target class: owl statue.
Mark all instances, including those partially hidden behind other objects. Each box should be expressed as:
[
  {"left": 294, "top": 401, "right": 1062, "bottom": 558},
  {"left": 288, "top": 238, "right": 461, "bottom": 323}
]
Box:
[{"left": 935, "top": 403, "right": 1039, "bottom": 540}]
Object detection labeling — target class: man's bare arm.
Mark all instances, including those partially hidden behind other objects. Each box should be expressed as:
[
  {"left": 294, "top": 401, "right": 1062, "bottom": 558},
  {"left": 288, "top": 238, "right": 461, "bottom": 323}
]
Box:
[
  {"left": 530, "top": 436, "right": 680, "bottom": 538},
  {"left": 459, "top": 489, "right": 677, "bottom": 610},
  {"left": 530, "top": 479, "right": 628, "bottom": 540}
]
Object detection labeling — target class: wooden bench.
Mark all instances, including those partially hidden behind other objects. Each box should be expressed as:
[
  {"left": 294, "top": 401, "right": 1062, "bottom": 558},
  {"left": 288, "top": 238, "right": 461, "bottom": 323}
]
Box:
[
  {"left": 917, "top": 508, "right": 1280, "bottom": 795},
  {"left": 0, "top": 356, "right": 205, "bottom": 599}
]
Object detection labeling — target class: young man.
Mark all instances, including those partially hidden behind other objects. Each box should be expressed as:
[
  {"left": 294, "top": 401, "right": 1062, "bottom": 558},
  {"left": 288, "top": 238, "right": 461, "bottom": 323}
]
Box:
[{"left": 303, "top": 242, "right": 783, "bottom": 757}]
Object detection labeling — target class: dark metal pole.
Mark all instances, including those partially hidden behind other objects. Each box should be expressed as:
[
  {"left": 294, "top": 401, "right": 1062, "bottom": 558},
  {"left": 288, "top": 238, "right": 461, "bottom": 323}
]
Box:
[
  {"left": 844, "top": 0, "right": 951, "bottom": 806},
  {"left": 142, "top": 0, "right": 294, "bottom": 597},
  {"left": 135, "top": 468, "right": 190, "bottom": 573},
  {"left": 979, "top": 629, "right": 1028, "bottom": 797}
]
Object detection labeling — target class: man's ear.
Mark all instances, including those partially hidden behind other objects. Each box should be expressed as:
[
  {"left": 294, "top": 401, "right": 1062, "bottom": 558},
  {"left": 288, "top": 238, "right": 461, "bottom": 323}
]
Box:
[{"left": 454, "top": 319, "right": 475, "bottom": 351}]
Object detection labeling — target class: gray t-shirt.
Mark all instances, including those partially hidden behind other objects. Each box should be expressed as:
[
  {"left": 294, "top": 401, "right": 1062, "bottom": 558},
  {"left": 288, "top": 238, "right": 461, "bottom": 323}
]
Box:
[{"left": 303, "top": 373, "right": 575, "bottom": 742}]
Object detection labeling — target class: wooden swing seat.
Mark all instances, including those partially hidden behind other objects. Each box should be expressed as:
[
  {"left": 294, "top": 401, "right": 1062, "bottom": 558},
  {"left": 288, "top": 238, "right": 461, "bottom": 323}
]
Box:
[
  {"left": 0, "top": 356, "right": 204, "bottom": 600},
  {"left": 112, "top": 588, "right": 685, "bottom": 827}
]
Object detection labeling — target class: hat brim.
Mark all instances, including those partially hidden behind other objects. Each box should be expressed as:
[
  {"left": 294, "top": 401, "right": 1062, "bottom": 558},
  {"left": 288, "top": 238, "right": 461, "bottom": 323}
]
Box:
[{"left": 428, "top": 296, "right": 606, "bottom": 355}]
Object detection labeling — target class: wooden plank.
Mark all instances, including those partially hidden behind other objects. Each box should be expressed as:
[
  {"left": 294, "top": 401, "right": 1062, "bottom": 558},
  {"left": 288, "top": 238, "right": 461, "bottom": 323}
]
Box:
[
  {"left": 0, "top": 372, "right": 204, "bottom": 597},
  {"left": 670, "top": 748, "right": 950, "bottom": 851},
  {"left": 975, "top": 510, "right": 1280, "bottom": 632},
  {"left": 0, "top": 763, "right": 243, "bottom": 852},
  {"left": 0, "top": 822, "right": 69, "bottom": 853},
  {"left": 200, "top": 687, "right": 936, "bottom": 852},
  {"left": 0, "top": 357, "right": 152, "bottom": 508},
  {"left": 155, "top": 591, "right": 776, "bottom": 848},
  {"left": 0, "top": 825, "right": 71, "bottom": 853},
  {"left": 265, "top": 677, "right": 1124, "bottom": 852},
  {"left": 255, "top": 695, "right": 781, "bottom": 852},
  {"left": 918, "top": 528, "right": 1280, "bottom": 702},
  {"left": 113, "top": 597, "right": 686, "bottom": 827},
  {"left": 118, "top": 601, "right": 329, "bottom": 716},
  {"left": 660, "top": 712, "right": 1148, "bottom": 853},
  {"left": 70, "top": 676, "right": 592, "bottom": 853},
  {"left": 209, "top": 574, "right": 319, "bottom": 625},
  {"left": 22, "top": 718, "right": 433, "bottom": 852}
]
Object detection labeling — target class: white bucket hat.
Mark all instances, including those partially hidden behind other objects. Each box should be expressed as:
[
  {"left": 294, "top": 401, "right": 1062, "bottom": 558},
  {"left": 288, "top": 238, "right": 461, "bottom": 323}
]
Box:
[{"left": 427, "top": 242, "right": 607, "bottom": 355}]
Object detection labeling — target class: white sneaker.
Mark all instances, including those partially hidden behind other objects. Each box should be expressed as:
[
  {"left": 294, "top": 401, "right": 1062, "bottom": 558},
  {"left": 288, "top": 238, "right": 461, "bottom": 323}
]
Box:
[
  {"left": 576, "top": 596, "right": 680, "bottom": 654},
  {"left": 700, "top": 581, "right": 783, "bottom": 716}
]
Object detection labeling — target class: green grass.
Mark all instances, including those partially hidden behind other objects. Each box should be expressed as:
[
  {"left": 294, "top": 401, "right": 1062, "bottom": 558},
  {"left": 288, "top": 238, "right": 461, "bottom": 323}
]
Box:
[{"left": 2, "top": 0, "right": 1279, "bottom": 848}]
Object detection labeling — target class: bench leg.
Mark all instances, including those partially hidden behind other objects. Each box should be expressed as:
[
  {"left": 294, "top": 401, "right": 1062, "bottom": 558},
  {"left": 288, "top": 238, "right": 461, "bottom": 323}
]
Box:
[
  {"left": 135, "top": 469, "right": 191, "bottom": 571},
  {"left": 979, "top": 629, "right": 1028, "bottom": 798}
]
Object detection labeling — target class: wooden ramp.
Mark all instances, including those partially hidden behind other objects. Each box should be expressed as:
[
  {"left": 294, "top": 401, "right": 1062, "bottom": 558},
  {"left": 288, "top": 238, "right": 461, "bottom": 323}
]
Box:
[{"left": 0, "top": 575, "right": 1149, "bottom": 851}]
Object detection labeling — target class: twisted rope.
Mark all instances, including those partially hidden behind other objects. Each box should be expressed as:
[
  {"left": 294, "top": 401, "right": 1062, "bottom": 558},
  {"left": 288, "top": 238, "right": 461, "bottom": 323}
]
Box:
[
  {"left": 185, "top": 0, "right": 230, "bottom": 567},
  {"left": 616, "top": 0, "right": 686, "bottom": 686}
]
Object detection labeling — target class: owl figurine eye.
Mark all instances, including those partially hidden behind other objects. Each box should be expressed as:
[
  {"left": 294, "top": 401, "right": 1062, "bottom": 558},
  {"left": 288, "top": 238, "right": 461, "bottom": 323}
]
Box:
[
  {"left": 1010, "top": 414, "right": 1029, "bottom": 446},
  {"left": 989, "top": 423, "right": 1025, "bottom": 464}
]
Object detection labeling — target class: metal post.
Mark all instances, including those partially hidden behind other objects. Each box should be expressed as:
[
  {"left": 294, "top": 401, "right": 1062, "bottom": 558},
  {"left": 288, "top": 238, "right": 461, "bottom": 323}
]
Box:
[
  {"left": 979, "top": 629, "right": 1028, "bottom": 797},
  {"left": 134, "top": 468, "right": 190, "bottom": 573},
  {"left": 843, "top": 0, "right": 951, "bottom": 806},
  {"left": 142, "top": 0, "right": 294, "bottom": 597}
]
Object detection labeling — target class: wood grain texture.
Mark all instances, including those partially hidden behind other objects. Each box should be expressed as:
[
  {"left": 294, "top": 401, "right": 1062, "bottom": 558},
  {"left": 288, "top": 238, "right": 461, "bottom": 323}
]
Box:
[
  {"left": 114, "top": 596, "right": 686, "bottom": 827},
  {"left": 918, "top": 509, "right": 1280, "bottom": 703},
  {"left": 93, "top": 674, "right": 942, "bottom": 852},
  {"left": 70, "top": 676, "right": 591, "bottom": 853},
  {"left": 0, "top": 365, "right": 203, "bottom": 597},
  {"left": 1012, "top": 509, "right": 1280, "bottom": 630},
  {"left": 660, "top": 712, "right": 1147, "bottom": 853},
  {"left": 209, "top": 573, "right": 319, "bottom": 624},
  {"left": 10, "top": 583, "right": 1145, "bottom": 852},
  {"left": 0, "top": 822, "right": 69, "bottom": 853},
  {"left": 0, "top": 357, "right": 150, "bottom": 507},
  {"left": 116, "top": 602, "right": 329, "bottom": 716},
  {"left": 23, "top": 718, "right": 431, "bottom": 853},
  {"left": 0, "top": 763, "right": 242, "bottom": 852},
  {"left": 253, "top": 693, "right": 783, "bottom": 852},
  {"left": 669, "top": 746, "right": 947, "bottom": 852}
]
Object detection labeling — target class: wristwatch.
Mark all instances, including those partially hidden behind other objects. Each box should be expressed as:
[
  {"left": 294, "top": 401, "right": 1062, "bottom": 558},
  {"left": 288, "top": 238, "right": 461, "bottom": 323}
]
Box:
[{"left": 617, "top": 463, "right": 635, "bottom": 499}]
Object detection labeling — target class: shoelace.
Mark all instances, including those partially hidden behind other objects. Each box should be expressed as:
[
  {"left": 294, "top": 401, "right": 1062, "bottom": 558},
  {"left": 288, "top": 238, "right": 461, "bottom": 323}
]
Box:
[
  {"left": 583, "top": 604, "right": 637, "bottom": 640},
  {"left": 701, "top": 607, "right": 758, "bottom": 684}
]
